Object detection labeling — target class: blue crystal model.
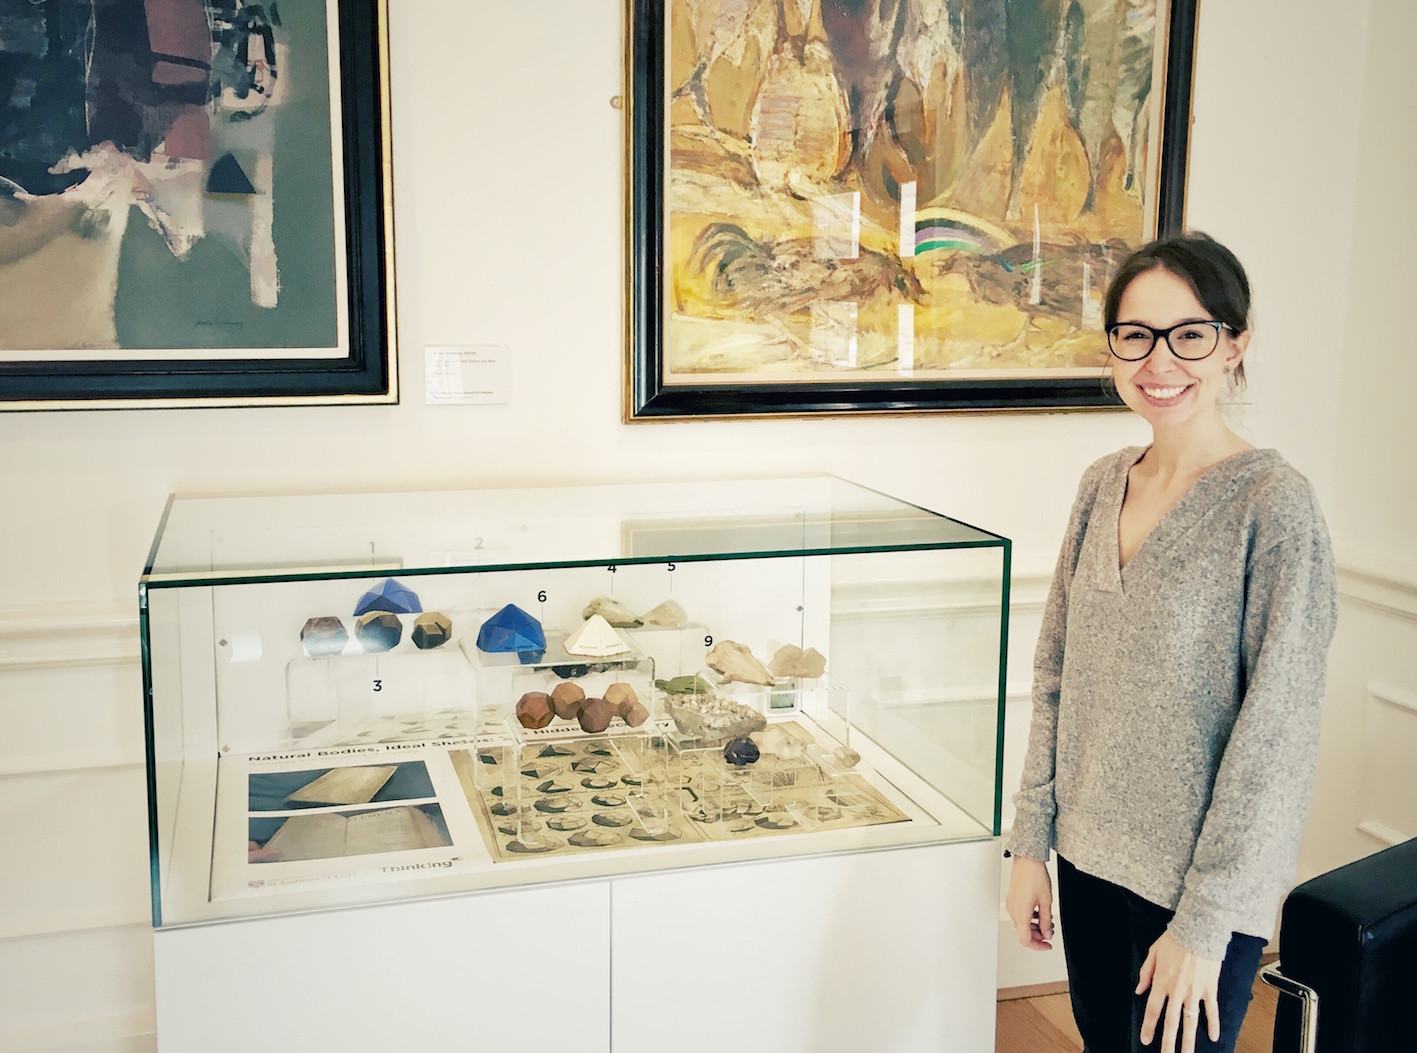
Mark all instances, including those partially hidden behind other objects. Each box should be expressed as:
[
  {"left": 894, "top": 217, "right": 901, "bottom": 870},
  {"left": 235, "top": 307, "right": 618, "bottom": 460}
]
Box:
[
  {"left": 476, "top": 604, "right": 547, "bottom": 653},
  {"left": 353, "top": 579, "right": 423, "bottom": 616}
]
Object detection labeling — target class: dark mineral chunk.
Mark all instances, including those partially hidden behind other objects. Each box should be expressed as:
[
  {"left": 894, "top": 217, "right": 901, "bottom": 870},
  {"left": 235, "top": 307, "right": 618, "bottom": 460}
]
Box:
[
  {"left": 411, "top": 612, "right": 452, "bottom": 650},
  {"left": 723, "top": 736, "right": 761, "bottom": 766},
  {"left": 354, "top": 612, "right": 402, "bottom": 653},
  {"left": 300, "top": 616, "right": 348, "bottom": 656}
]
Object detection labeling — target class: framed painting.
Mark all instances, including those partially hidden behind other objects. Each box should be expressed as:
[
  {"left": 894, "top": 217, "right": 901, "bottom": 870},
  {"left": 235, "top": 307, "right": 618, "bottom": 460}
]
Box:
[
  {"left": 627, "top": 0, "right": 1198, "bottom": 418},
  {"left": 0, "top": 0, "right": 395, "bottom": 409}
]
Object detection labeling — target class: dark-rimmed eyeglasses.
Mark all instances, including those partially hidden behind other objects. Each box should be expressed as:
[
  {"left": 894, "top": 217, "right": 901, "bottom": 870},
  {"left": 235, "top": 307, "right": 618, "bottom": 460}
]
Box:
[{"left": 1106, "top": 321, "right": 1233, "bottom": 362}]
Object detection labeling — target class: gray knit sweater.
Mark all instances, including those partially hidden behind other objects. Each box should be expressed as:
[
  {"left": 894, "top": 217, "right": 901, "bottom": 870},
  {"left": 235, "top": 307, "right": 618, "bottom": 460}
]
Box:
[{"left": 1006, "top": 447, "right": 1338, "bottom": 959}]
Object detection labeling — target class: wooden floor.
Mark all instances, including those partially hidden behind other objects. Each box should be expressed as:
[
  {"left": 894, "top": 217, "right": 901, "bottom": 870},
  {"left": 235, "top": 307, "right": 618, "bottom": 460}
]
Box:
[{"left": 997, "top": 973, "right": 1279, "bottom": 1053}]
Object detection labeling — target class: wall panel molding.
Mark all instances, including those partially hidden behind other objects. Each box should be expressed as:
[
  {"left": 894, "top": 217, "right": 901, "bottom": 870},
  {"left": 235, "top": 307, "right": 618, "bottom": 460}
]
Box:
[
  {"left": 0, "top": 604, "right": 140, "bottom": 673},
  {"left": 1357, "top": 819, "right": 1409, "bottom": 847},
  {"left": 1368, "top": 679, "right": 1417, "bottom": 716},
  {"left": 1336, "top": 556, "right": 1417, "bottom": 623}
]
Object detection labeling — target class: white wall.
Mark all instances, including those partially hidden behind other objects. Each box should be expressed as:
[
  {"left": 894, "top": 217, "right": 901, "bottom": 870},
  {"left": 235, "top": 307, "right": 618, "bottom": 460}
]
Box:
[{"left": 0, "top": 0, "right": 1402, "bottom": 1046}]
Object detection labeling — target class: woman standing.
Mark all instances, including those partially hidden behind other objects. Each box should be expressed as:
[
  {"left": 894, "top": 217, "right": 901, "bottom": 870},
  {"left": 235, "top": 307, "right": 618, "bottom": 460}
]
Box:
[{"left": 1004, "top": 232, "right": 1338, "bottom": 1053}]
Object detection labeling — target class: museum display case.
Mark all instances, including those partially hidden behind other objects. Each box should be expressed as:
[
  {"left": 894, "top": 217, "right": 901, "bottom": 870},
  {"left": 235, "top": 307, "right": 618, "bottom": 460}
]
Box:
[{"left": 140, "top": 476, "right": 1010, "bottom": 927}]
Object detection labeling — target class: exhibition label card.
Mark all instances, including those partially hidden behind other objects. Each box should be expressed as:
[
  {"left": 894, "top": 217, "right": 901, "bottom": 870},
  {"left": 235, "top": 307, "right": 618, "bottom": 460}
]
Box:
[{"left": 426, "top": 344, "right": 512, "bottom": 405}]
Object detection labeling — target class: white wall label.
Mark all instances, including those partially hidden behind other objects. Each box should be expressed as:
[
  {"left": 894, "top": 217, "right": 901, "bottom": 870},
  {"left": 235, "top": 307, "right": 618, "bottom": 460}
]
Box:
[{"left": 425, "top": 344, "right": 512, "bottom": 405}]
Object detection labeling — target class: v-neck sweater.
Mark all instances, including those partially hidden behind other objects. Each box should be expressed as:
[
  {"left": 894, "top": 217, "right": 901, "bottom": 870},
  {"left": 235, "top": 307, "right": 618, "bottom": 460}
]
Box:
[{"left": 1005, "top": 446, "right": 1338, "bottom": 959}]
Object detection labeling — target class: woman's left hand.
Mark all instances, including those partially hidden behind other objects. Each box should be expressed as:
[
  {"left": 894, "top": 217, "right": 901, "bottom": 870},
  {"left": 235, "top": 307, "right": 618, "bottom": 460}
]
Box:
[{"left": 1135, "top": 932, "right": 1222, "bottom": 1053}]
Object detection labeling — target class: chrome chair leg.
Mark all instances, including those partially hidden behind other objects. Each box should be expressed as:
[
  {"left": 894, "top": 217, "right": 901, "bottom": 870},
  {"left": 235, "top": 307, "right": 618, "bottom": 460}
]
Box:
[{"left": 1260, "top": 962, "right": 1319, "bottom": 1053}]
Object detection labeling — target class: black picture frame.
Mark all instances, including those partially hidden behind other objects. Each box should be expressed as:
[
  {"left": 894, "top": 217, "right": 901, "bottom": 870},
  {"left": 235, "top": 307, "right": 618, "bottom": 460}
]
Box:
[
  {"left": 0, "top": 0, "right": 396, "bottom": 410},
  {"left": 626, "top": 0, "right": 1199, "bottom": 419}
]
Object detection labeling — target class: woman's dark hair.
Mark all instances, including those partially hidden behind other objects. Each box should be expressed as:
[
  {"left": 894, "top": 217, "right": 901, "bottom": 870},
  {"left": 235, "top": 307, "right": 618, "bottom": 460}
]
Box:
[{"left": 1104, "top": 231, "right": 1252, "bottom": 390}]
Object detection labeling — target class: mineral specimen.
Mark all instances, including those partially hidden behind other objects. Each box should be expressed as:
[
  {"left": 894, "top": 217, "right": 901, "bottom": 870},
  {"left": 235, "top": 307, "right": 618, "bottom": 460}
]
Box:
[
  {"left": 723, "top": 737, "right": 761, "bottom": 766},
  {"left": 604, "top": 682, "right": 638, "bottom": 713},
  {"left": 547, "top": 816, "right": 586, "bottom": 831},
  {"left": 515, "top": 691, "right": 554, "bottom": 729},
  {"left": 300, "top": 617, "right": 348, "bottom": 656},
  {"left": 663, "top": 694, "right": 766, "bottom": 744},
  {"left": 592, "top": 811, "right": 631, "bottom": 828},
  {"left": 536, "top": 779, "right": 573, "bottom": 794},
  {"left": 591, "top": 793, "right": 627, "bottom": 808},
  {"left": 353, "top": 579, "right": 422, "bottom": 616},
  {"left": 564, "top": 615, "right": 630, "bottom": 657},
  {"left": 551, "top": 682, "right": 586, "bottom": 720},
  {"left": 833, "top": 746, "right": 861, "bottom": 769},
  {"left": 641, "top": 599, "right": 688, "bottom": 627},
  {"left": 706, "top": 640, "right": 775, "bottom": 685},
  {"left": 620, "top": 701, "right": 650, "bottom": 728},
  {"left": 769, "top": 644, "right": 826, "bottom": 679},
  {"left": 506, "top": 837, "right": 557, "bottom": 854},
  {"left": 534, "top": 796, "right": 578, "bottom": 814},
  {"left": 354, "top": 612, "right": 402, "bottom": 653},
  {"left": 582, "top": 596, "right": 642, "bottom": 628},
  {"left": 412, "top": 612, "right": 453, "bottom": 650},
  {"left": 657, "top": 674, "right": 716, "bottom": 695},
  {"left": 630, "top": 828, "right": 682, "bottom": 842},
  {"left": 581, "top": 777, "right": 617, "bottom": 790},
  {"left": 578, "top": 697, "right": 615, "bottom": 734},
  {"left": 476, "top": 604, "right": 546, "bottom": 653}
]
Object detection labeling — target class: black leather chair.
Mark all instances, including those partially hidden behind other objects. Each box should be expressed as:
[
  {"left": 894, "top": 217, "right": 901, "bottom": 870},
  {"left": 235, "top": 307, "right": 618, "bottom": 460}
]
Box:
[{"left": 1264, "top": 837, "right": 1417, "bottom": 1052}]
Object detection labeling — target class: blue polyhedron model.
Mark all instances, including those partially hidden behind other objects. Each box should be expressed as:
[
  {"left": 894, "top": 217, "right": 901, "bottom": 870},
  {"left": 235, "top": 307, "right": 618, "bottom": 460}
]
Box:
[
  {"left": 476, "top": 604, "right": 546, "bottom": 653},
  {"left": 353, "top": 578, "right": 423, "bottom": 616}
]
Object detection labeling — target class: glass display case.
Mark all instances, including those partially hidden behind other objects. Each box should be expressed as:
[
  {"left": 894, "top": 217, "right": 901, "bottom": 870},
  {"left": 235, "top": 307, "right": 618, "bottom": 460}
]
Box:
[{"left": 140, "top": 477, "right": 1009, "bottom": 926}]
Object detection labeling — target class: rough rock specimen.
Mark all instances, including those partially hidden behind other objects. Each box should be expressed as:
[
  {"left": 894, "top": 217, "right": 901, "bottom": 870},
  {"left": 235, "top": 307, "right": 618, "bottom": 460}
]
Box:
[
  {"left": 769, "top": 644, "right": 826, "bottom": 679},
  {"left": 833, "top": 746, "right": 861, "bottom": 769},
  {"left": 353, "top": 578, "right": 422, "bottom": 616},
  {"left": 657, "top": 674, "right": 716, "bottom": 695},
  {"left": 565, "top": 615, "right": 630, "bottom": 657},
  {"left": 641, "top": 599, "right": 688, "bottom": 627},
  {"left": 604, "top": 682, "right": 638, "bottom": 713},
  {"left": 620, "top": 700, "right": 650, "bottom": 728},
  {"left": 476, "top": 604, "right": 546, "bottom": 653},
  {"left": 582, "top": 596, "right": 642, "bottom": 628},
  {"left": 577, "top": 697, "right": 615, "bottom": 734},
  {"left": 706, "top": 640, "right": 775, "bottom": 685},
  {"left": 551, "top": 682, "right": 586, "bottom": 720},
  {"left": 300, "top": 616, "right": 348, "bottom": 656},
  {"left": 723, "top": 736, "right": 761, "bottom": 766},
  {"left": 354, "top": 612, "right": 402, "bottom": 653},
  {"left": 663, "top": 694, "right": 766, "bottom": 745},
  {"left": 412, "top": 612, "right": 452, "bottom": 650},
  {"left": 515, "top": 691, "right": 554, "bottom": 729}
]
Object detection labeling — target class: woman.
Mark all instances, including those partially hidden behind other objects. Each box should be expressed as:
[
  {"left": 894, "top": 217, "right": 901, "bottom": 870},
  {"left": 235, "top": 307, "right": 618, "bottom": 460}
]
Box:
[{"left": 1004, "top": 232, "right": 1338, "bottom": 1053}]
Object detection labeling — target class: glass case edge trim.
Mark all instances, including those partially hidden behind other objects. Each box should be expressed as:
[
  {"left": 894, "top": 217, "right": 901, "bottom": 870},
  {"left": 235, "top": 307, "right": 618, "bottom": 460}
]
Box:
[
  {"left": 138, "top": 587, "right": 162, "bottom": 928},
  {"left": 138, "top": 538, "right": 1011, "bottom": 589},
  {"left": 994, "top": 540, "right": 1012, "bottom": 838},
  {"left": 140, "top": 495, "right": 177, "bottom": 582}
]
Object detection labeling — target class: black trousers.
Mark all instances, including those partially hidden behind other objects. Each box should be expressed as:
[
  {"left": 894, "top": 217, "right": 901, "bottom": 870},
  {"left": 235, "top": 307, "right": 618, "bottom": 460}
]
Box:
[{"left": 1056, "top": 856, "right": 1267, "bottom": 1053}]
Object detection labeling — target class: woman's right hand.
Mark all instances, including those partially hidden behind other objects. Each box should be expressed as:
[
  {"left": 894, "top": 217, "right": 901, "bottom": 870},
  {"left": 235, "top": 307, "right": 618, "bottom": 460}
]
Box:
[{"left": 1005, "top": 855, "right": 1055, "bottom": 950}]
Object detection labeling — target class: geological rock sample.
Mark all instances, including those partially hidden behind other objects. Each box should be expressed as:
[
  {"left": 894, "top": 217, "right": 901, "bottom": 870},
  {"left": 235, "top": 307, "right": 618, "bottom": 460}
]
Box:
[
  {"left": 706, "top": 640, "right": 775, "bottom": 685},
  {"left": 620, "top": 700, "right": 650, "bottom": 728},
  {"left": 565, "top": 615, "right": 631, "bottom": 657},
  {"left": 412, "top": 612, "right": 452, "bottom": 650},
  {"left": 723, "top": 736, "right": 761, "bottom": 766},
  {"left": 604, "top": 682, "right": 637, "bottom": 712},
  {"left": 354, "top": 578, "right": 422, "bottom": 616},
  {"left": 578, "top": 697, "right": 615, "bottom": 734},
  {"left": 663, "top": 694, "right": 766, "bottom": 744},
  {"left": 641, "top": 599, "right": 688, "bottom": 627},
  {"left": 355, "top": 612, "right": 402, "bottom": 653},
  {"left": 515, "top": 691, "right": 554, "bottom": 729},
  {"left": 769, "top": 644, "right": 826, "bottom": 679},
  {"left": 833, "top": 746, "right": 861, "bottom": 769},
  {"left": 300, "top": 616, "right": 348, "bottom": 656},
  {"left": 582, "top": 596, "right": 642, "bottom": 627},
  {"left": 551, "top": 682, "right": 586, "bottom": 720}
]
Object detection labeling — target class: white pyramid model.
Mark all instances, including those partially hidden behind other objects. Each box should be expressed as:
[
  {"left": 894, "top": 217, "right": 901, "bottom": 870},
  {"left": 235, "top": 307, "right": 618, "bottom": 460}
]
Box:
[{"left": 564, "top": 614, "right": 630, "bottom": 657}]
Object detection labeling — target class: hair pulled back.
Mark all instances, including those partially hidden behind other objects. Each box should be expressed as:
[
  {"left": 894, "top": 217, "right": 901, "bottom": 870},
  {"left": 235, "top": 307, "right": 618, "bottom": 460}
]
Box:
[{"left": 1105, "top": 231, "right": 1252, "bottom": 390}]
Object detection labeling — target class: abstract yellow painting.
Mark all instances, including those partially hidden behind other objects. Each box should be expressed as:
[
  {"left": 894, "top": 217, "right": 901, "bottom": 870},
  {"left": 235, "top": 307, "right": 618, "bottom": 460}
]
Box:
[{"left": 628, "top": 0, "right": 1197, "bottom": 416}]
